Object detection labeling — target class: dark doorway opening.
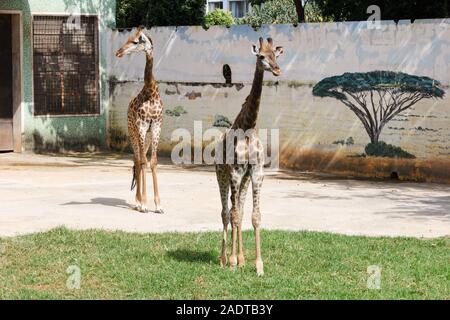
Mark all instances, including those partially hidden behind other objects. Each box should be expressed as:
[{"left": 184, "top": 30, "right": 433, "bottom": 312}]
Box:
[
  {"left": 390, "top": 171, "right": 399, "bottom": 180},
  {"left": 0, "top": 14, "right": 13, "bottom": 151}
]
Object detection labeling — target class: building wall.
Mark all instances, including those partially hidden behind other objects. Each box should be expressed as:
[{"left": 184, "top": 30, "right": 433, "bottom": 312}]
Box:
[
  {"left": 108, "top": 20, "right": 450, "bottom": 182},
  {"left": 206, "top": 0, "right": 251, "bottom": 18},
  {"left": 0, "top": 0, "right": 116, "bottom": 151}
]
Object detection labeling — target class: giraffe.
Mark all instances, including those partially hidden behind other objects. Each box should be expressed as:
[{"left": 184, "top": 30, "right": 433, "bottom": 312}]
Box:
[
  {"left": 115, "top": 26, "right": 164, "bottom": 214},
  {"left": 215, "top": 37, "right": 284, "bottom": 276}
]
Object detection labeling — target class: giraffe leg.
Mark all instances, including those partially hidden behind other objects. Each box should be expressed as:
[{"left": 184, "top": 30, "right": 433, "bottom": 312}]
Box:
[
  {"left": 251, "top": 164, "right": 264, "bottom": 276},
  {"left": 149, "top": 120, "right": 163, "bottom": 213},
  {"left": 229, "top": 167, "right": 244, "bottom": 271},
  {"left": 134, "top": 160, "right": 142, "bottom": 211},
  {"left": 216, "top": 165, "right": 230, "bottom": 267},
  {"left": 130, "top": 139, "right": 143, "bottom": 211},
  {"left": 139, "top": 160, "right": 148, "bottom": 213},
  {"left": 237, "top": 173, "right": 250, "bottom": 267},
  {"left": 137, "top": 127, "right": 149, "bottom": 213}
]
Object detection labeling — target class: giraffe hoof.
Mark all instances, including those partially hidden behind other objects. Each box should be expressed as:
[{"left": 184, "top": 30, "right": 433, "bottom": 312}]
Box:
[
  {"left": 238, "top": 255, "right": 246, "bottom": 267},
  {"left": 220, "top": 257, "right": 227, "bottom": 267},
  {"left": 154, "top": 208, "right": 164, "bottom": 214},
  {"left": 255, "top": 260, "right": 264, "bottom": 276},
  {"left": 229, "top": 256, "right": 237, "bottom": 271},
  {"left": 140, "top": 205, "right": 149, "bottom": 213}
]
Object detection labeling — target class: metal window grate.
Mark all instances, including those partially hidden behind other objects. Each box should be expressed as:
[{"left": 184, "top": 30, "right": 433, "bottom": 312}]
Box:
[{"left": 32, "top": 15, "right": 99, "bottom": 115}]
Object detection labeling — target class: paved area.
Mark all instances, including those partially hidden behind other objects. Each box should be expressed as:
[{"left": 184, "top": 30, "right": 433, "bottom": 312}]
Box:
[{"left": 0, "top": 152, "right": 449, "bottom": 238}]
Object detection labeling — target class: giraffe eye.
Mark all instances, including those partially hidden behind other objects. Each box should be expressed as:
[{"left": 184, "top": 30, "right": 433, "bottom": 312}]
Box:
[
  {"left": 259, "top": 55, "right": 265, "bottom": 60},
  {"left": 132, "top": 40, "right": 139, "bottom": 45}
]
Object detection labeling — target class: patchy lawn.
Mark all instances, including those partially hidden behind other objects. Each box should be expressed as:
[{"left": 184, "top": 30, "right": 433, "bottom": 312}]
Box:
[{"left": 0, "top": 228, "right": 448, "bottom": 299}]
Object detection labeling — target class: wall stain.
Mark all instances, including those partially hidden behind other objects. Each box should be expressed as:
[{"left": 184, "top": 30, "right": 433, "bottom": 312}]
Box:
[
  {"left": 165, "top": 89, "right": 177, "bottom": 95},
  {"left": 32, "top": 130, "right": 100, "bottom": 153},
  {"left": 108, "top": 128, "right": 129, "bottom": 152},
  {"left": 185, "top": 91, "right": 202, "bottom": 100},
  {"left": 280, "top": 147, "right": 450, "bottom": 183}
]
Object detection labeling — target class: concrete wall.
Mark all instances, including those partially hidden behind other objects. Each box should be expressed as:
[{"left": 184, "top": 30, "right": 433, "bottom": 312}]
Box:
[
  {"left": 108, "top": 20, "right": 450, "bottom": 182},
  {"left": 0, "top": 0, "right": 116, "bottom": 152},
  {"left": 108, "top": 21, "right": 450, "bottom": 84}
]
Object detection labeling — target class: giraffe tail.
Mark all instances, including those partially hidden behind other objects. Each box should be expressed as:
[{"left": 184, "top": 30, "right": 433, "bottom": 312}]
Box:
[{"left": 130, "top": 165, "right": 137, "bottom": 191}]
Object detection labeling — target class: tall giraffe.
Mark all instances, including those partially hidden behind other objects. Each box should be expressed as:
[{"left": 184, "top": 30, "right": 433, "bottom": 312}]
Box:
[
  {"left": 115, "top": 26, "right": 164, "bottom": 214},
  {"left": 215, "top": 37, "right": 284, "bottom": 276}
]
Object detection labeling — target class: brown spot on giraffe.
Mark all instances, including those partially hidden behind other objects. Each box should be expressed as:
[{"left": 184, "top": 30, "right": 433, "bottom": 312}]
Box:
[
  {"left": 215, "top": 37, "right": 284, "bottom": 276},
  {"left": 116, "top": 26, "right": 164, "bottom": 214}
]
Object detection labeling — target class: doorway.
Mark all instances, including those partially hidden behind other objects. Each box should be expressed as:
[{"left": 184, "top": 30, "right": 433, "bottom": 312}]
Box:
[
  {"left": 0, "top": 14, "right": 13, "bottom": 151},
  {"left": 0, "top": 12, "right": 22, "bottom": 152}
]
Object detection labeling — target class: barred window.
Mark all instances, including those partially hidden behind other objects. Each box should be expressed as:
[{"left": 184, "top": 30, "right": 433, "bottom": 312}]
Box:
[{"left": 32, "top": 15, "right": 99, "bottom": 115}]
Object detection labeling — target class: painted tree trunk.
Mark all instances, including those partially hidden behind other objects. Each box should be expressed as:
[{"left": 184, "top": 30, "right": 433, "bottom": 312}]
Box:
[{"left": 371, "top": 131, "right": 380, "bottom": 144}]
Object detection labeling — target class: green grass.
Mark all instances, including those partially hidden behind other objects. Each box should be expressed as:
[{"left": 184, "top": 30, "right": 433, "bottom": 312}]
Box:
[{"left": 0, "top": 228, "right": 448, "bottom": 299}]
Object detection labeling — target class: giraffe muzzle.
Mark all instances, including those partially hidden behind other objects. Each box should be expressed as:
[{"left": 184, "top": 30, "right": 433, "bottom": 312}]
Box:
[
  {"left": 115, "top": 49, "right": 125, "bottom": 58},
  {"left": 272, "top": 68, "right": 282, "bottom": 77}
]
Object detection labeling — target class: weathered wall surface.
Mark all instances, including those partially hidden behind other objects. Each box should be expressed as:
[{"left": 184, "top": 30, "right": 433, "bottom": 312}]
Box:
[
  {"left": 108, "top": 21, "right": 450, "bottom": 84},
  {"left": 0, "top": 0, "right": 116, "bottom": 152},
  {"left": 109, "top": 20, "right": 450, "bottom": 182}
]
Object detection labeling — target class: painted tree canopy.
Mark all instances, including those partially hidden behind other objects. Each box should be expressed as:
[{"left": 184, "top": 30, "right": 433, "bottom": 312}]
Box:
[{"left": 312, "top": 71, "right": 445, "bottom": 144}]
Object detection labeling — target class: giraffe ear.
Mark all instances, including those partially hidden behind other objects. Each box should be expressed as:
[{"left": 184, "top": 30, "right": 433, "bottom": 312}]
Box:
[
  {"left": 274, "top": 46, "right": 284, "bottom": 57},
  {"left": 251, "top": 44, "right": 260, "bottom": 56},
  {"left": 134, "top": 26, "right": 144, "bottom": 38}
]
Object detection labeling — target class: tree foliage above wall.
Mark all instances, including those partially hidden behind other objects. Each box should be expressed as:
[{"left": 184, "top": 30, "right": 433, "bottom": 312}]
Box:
[
  {"left": 116, "top": 0, "right": 206, "bottom": 28},
  {"left": 252, "top": 0, "right": 449, "bottom": 23},
  {"left": 116, "top": 0, "right": 449, "bottom": 28},
  {"left": 312, "top": 0, "right": 450, "bottom": 22},
  {"left": 204, "top": 9, "right": 236, "bottom": 28},
  {"left": 312, "top": 71, "right": 445, "bottom": 145},
  {"left": 239, "top": 0, "right": 298, "bottom": 26}
]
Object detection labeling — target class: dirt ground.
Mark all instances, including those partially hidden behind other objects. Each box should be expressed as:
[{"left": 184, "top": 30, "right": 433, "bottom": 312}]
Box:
[{"left": 0, "top": 152, "right": 449, "bottom": 238}]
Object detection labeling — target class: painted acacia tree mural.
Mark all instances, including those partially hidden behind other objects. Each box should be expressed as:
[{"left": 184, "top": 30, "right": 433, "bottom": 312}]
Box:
[{"left": 312, "top": 71, "right": 445, "bottom": 157}]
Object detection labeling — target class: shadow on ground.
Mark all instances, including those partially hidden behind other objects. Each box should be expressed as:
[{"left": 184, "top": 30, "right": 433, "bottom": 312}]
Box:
[
  {"left": 61, "top": 197, "right": 133, "bottom": 210},
  {"left": 283, "top": 187, "right": 450, "bottom": 222},
  {"left": 167, "top": 249, "right": 217, "bottom": 264}
]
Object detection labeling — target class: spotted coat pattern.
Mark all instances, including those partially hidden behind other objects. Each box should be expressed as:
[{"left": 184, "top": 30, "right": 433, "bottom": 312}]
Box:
[
  {"left": 215, "top": 38, "right": 284, "bottom": 276},
  {"left": 116, "top": 27, "right": 164, "bottom": 214}
]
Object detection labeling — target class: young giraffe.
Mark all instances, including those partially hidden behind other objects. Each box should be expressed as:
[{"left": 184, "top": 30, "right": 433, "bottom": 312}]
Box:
[
  {"left": 115, "top": 26, "right": 164, "bottom": 213},
  {"left": 215, "top": 37, "right": 284, "bottom": 276}
]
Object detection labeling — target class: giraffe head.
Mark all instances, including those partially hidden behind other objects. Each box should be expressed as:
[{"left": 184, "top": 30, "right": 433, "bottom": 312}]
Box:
[
  {"left": 252, "top": 37, "right": 284, "bottom": 76},
  {"left": 115, "top": 26, "right": 153, "bottom": 58}
]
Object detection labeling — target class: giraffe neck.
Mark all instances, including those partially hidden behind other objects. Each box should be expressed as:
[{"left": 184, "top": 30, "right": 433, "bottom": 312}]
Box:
[
  {"left": 232, "top": 61, "right": 265, "bottom": 131},
  {"left": 143, "top": 51, "right": 157, "bottom": 93}
]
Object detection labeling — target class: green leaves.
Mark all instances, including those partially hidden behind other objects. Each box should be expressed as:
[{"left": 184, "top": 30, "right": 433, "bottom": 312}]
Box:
[
  {"left": 313, "top": 0, "right": 449, "bottom": 22},
  {"left": 204, "top": 9, "right": 236, "bottom": 29},
  {"left": 238, "top": 0, "right": 298, "bottom": 27},
  {"left": 116, "top": 0, "right": 206, "bottom": 28}
]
